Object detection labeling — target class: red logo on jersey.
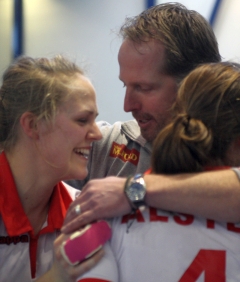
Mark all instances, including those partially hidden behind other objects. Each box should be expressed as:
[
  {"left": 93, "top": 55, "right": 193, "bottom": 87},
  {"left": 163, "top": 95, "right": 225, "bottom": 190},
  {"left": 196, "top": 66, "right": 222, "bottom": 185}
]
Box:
[{"left": 109, "top": 142, "right": 139, "bottom": 166}]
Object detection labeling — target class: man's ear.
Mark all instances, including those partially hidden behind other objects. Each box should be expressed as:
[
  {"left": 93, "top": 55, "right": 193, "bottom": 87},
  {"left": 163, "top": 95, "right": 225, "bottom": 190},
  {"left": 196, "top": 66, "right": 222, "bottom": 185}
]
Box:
[{"left": 19, "top": 112, "right": 39, "bottom": 139}]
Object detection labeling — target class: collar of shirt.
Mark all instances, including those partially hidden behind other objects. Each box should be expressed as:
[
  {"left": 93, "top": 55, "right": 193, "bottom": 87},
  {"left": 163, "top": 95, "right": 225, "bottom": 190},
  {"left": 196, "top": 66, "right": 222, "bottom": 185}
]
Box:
[{"left": 0, "top": 152, "right": 72, "bottom": 236}]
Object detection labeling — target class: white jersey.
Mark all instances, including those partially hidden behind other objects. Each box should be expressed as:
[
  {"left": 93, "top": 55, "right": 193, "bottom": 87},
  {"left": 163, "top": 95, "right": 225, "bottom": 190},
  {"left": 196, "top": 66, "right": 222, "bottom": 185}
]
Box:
[
  {"left": 79, "top": 206, "right": 240, "bottom": 282},
  {"left": 0, "top": 182, "right": 80, "bottom": 282},
  {"left": 0, "top": 152, "right": 81, "bottom": 282}
]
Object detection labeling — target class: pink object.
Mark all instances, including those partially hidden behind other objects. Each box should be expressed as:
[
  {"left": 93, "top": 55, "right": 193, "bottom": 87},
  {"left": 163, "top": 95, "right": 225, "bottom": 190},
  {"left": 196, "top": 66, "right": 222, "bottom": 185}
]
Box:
[{"left": 61, "top": 220, "right": 112, "bottom": 265}]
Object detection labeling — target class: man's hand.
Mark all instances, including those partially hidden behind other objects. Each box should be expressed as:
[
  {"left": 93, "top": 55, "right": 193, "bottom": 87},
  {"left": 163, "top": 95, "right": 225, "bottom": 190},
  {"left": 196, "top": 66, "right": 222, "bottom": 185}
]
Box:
[{"left": 61, "top": 177, "right": 131, "bottom": 234}]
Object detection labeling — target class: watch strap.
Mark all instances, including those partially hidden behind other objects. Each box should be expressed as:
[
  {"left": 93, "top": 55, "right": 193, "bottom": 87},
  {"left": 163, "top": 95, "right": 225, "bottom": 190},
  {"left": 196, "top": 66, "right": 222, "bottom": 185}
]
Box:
[{"left": 124, "top": 175, "right": 136, "bottom": 210}]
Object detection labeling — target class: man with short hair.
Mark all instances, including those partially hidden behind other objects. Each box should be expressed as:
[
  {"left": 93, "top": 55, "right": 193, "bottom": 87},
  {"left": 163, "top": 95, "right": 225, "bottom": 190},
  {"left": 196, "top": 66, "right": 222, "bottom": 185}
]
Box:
[{"left": 63, "top": 3, "right": 240, "bottom": 232}]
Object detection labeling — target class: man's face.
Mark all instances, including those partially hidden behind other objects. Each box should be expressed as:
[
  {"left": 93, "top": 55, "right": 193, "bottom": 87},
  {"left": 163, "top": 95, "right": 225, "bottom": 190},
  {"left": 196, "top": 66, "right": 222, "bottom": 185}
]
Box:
[{"left": 118, "top": 39, "right": 178, "bottom": 142}]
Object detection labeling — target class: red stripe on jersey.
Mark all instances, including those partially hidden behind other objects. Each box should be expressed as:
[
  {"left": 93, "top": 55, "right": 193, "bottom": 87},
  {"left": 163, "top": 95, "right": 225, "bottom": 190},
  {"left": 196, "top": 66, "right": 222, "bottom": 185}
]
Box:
[{"left": 0, "top": 152, "right": 73, "bottom": 278}]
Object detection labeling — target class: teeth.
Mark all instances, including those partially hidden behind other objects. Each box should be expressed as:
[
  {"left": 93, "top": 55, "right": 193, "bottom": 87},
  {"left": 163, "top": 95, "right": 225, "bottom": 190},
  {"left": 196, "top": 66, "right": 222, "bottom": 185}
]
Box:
[{"left": 74, "top": 148, "right": 90, "bottom": 159}]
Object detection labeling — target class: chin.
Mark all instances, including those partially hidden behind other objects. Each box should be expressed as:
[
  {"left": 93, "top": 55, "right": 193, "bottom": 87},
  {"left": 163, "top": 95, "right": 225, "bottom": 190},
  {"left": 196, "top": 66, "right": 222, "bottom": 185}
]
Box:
[
  {"left": 141, "top": 128, "right": 160, "bottom": 143},
  {"left": 75, "top": 169, "right": 88, "bottom": 181},
  {"left": 141, "top": 132, "right": 155, "bottom": 143},
  {"left": 65, "top": 167, "right": 88, "bottom": 181}
]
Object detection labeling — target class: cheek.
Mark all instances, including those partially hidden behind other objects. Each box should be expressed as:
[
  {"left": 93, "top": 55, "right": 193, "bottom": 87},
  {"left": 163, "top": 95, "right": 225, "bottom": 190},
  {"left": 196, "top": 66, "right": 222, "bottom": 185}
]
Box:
[
  {"left": 39, "top": 130, "right": 69, "bottom": 161},
  {"left": 146, "top": 96, "right": 166, "bottom": 112},
  {"left": 64, "top": 126, "right": 86, "bottom": 144},
  {"left": 56, "top": 122, "right": 82, "bottom": 144},
  {"left": 148, "top": 94, "right": 176, "bottom": 119},
  {"left": 157, "top": 89, "right": 177, "bottom": 109},
  {"left": 45, "top": 138, "right": 66, "bottom": 159}
]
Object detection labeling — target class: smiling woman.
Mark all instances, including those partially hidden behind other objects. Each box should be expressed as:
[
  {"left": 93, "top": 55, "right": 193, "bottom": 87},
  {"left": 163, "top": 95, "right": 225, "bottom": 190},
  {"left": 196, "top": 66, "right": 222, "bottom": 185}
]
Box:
[
  {"left": 35, "top": 72, "right": 100, "bottom": 181},
  {"left": 0, "top": 55, "right": 102, "bottom": 282}
]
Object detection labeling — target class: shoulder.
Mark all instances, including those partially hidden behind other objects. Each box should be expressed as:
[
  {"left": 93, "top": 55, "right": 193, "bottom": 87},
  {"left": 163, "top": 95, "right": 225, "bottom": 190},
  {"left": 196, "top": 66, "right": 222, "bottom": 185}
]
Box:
[{"left": 96, "top": 120, "right": 143, "bottom": 143}]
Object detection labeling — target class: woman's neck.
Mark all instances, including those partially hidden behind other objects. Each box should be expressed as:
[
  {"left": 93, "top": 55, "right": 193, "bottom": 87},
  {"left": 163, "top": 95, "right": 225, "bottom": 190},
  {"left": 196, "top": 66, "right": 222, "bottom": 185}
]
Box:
[{"left": 5, "top": 147, "right": 57, "bottom": 235}]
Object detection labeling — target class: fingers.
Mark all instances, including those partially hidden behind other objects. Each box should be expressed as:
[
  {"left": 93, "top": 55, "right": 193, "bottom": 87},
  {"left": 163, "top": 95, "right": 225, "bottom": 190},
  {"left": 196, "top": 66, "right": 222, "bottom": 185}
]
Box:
[
  {"left": 61, "top": 210, "right": 94, "bottom": 234},
  {"left": 62, "top": 192, "right": 100, "bottom": 233},
  {"left": 67, "top": 200, "right": 85, "bottom": 221},
  {"left": 75, "top": 248, "right": 104, "bottom": 278},
  {"left": 53, "top": 234, "right": 104, "bottom": 281},
  {"left": 63, "top": 199, "right": 84, "bottom": 225},
  {"left": 62, "top": 249, "right": 105, "bottom": 281},
  {"left": 62, "top": 177, "right": 130, "bottom": 234},
  {"left": 74, "top": 204, "right": 81, "bottom": 216}
]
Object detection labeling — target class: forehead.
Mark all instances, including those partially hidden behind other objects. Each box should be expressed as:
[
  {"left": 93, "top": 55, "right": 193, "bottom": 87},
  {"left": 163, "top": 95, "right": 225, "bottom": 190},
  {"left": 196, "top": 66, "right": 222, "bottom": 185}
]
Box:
[
  {"left": 60, "top": 74, "right": 97, "bottom": 111},
  {"left": 118, "top": 39, "right": 167, "bottom": 83},
  {"left": 70, "top": 73, "right": 96, "bottom": 98}
]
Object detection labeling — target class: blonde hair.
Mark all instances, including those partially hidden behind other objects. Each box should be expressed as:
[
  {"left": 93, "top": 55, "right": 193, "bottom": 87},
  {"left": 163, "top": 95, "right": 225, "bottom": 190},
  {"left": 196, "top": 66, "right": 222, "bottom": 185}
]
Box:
[{"left": 0, "top": 55, "right": 84, "bottom": 151}]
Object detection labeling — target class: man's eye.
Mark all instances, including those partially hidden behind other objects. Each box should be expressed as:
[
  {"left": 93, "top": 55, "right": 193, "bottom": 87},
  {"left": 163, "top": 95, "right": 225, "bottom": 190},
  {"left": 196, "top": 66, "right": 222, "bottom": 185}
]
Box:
[
  {"left": 138, "top": 86, "right": 151, "bottom": 92},
  {"left": 136, "top": 85, "right": 146, "bottom": 91},
  {"left": 78, "top": 119, "right": 87, "bottom": 124}
]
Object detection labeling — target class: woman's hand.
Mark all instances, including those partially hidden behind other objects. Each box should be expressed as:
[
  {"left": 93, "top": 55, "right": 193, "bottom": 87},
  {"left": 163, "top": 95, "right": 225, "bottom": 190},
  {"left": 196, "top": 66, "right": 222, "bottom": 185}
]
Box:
[{"left": 36, "top": 233, "right": 104, "bottom": 282}]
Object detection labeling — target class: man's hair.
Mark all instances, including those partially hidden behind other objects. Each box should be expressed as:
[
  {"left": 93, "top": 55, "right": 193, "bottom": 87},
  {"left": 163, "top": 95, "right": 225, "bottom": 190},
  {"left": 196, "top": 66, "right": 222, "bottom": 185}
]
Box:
[
  {"left": 151, "top": 62, "right": 240, "bottom": 174},
  {"left": 120, "top": 2, "right": 221, "bottom": 82}
]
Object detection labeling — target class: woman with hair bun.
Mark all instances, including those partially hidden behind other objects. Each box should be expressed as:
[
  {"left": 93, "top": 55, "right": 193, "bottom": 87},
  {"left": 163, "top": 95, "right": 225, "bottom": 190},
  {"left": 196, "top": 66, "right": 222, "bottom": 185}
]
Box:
[{"left": 152, "top": 62, "right": 240, "bottom": 174}]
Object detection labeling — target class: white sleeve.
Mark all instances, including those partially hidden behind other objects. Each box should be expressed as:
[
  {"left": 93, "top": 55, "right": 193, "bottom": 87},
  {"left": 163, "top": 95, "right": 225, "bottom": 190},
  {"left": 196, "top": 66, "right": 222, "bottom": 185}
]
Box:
[{"left": 77, "top": 241, "right": 119, "bottom": 282}]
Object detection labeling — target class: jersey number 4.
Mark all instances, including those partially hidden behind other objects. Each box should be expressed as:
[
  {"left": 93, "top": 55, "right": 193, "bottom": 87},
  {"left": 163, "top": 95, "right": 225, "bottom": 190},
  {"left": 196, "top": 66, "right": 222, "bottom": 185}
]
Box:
[{"left": 179, "top": 249, "right": 225, "bottom": 282}]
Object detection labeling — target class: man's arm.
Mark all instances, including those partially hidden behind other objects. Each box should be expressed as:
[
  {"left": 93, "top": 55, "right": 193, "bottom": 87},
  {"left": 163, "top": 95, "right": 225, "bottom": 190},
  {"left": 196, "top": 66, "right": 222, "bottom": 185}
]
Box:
[
  {"left": 144, "top": 170, "right": 240, "bottom": 222},
  {"left": 62, "top": 169, "right": 240, "bottom": 234}
]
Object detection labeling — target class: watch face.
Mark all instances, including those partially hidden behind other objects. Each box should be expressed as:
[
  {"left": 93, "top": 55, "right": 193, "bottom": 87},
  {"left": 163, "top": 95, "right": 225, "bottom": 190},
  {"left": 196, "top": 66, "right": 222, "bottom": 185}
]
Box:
[{"left": 127, "top": 181, "right": 146, "bottom": 201}]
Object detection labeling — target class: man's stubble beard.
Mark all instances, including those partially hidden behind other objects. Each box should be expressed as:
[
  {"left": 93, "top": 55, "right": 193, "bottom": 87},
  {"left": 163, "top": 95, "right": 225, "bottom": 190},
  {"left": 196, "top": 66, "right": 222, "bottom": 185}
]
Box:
[{"left": 140, "top": 115, "right": 171, "bottom": 143}]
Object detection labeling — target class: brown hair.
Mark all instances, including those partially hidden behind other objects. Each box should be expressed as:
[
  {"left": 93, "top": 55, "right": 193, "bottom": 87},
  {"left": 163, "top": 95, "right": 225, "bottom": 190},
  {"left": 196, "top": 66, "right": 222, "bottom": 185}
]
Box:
[
  {"left": 151, "top": 62, "right": 240, "bottom": 173},
  {"left": 0, "top": 55, "right": 84, "bottom": 151},
  {"left": 120, "top": 2, "right": 221, "bottom": 82}
]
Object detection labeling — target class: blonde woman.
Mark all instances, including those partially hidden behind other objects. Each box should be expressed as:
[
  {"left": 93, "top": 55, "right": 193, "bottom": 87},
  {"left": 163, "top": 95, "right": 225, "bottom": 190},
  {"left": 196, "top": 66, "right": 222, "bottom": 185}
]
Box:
[{"left": 0, "top": 55, "right": 102, "bottom": 281}]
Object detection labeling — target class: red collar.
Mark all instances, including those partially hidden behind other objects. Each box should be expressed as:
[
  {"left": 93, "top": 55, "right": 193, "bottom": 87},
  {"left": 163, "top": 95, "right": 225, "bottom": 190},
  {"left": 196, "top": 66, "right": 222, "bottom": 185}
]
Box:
[{"left": 0, "top": 152, "right": 73, "bottom": 236}]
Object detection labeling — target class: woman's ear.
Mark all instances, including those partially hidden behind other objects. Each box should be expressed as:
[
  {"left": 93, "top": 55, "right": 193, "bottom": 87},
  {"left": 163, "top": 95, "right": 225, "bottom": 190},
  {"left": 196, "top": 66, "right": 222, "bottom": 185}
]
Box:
[{"left": 19, "top": 112, "right": 39, "bottom": 139}]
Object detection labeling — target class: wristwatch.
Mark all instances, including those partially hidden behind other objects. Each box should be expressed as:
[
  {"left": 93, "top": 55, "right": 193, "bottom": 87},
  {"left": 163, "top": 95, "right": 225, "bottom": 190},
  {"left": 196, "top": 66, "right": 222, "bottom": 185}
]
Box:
[{"left": 124, "top": 174, "right": 146, "bottom": 210}]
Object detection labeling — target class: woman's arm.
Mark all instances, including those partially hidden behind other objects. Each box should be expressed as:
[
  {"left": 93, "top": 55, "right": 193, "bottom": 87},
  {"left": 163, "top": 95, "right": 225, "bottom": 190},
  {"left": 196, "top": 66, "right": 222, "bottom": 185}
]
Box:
[{"left": 36, "top": 233, "right": 104, "bottom": 282}]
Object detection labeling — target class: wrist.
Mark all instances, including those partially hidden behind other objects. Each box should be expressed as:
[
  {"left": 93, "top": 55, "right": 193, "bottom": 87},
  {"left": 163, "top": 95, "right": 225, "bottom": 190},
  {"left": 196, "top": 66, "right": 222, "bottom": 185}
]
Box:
[
  {"left": 124, "top": 174, "right": 146, "bottom": 211},
  {"left": 124, "top": 175, "right": 136, "bottom": 210}
]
